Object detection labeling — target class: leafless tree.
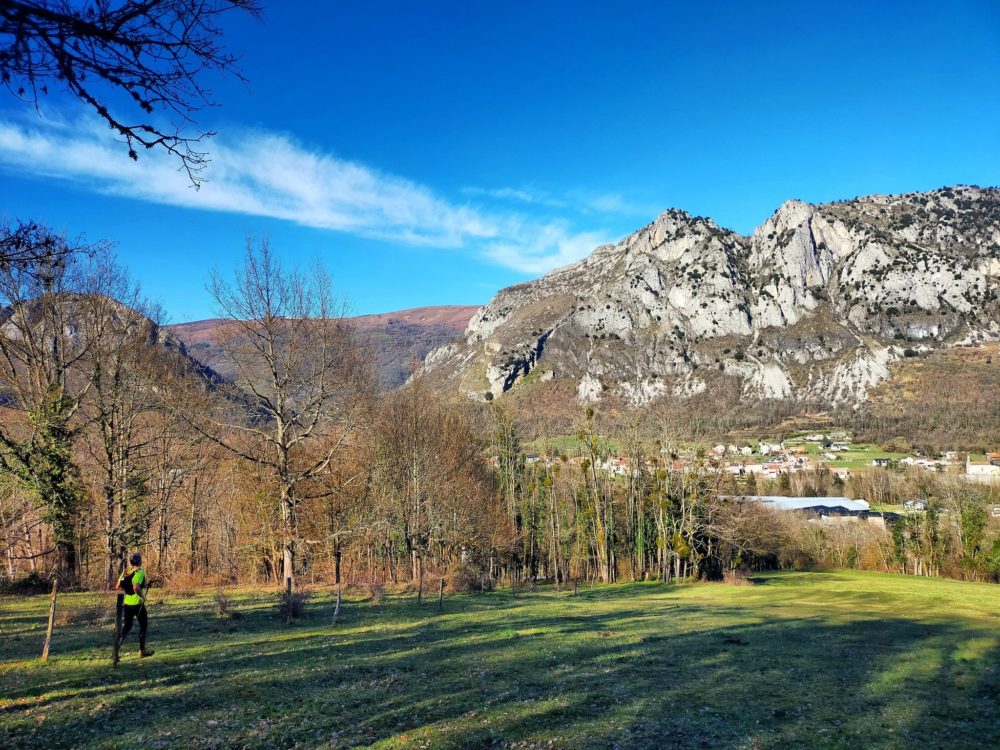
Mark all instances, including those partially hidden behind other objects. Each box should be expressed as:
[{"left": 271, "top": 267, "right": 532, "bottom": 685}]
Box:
[
  {"left": 173, "top": 239, "right": 370, "bottom": 589},
  {"left": 76, "top": 257, "right": 168, "bottom": 586},
  {"left": 372, "top": 378, "right": 494, "bottom": 591},
  {"left": 0, "top": 0, "right": 260, "bottom": 183}
]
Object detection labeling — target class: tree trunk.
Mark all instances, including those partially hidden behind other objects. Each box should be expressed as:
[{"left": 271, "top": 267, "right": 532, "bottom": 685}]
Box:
[
  {"left": 188, "top": 484, "right": 199, "bottom": 575},
  {"left": 105, "top": 484, "right": 117, "bottom": 589},
  {"left": 280, "top": 486, "right": 295, "bottom": 589},
  {"left": 24, "top": 519, "right": 37, "bottom": 573},
  {"left": 55, "top": 540, "right": 76, "bottom": 585}
]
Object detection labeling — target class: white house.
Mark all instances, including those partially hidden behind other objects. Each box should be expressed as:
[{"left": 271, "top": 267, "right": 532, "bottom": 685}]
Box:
[{"left": 966, "top": 460, "right": 1000, "bottom": 477}]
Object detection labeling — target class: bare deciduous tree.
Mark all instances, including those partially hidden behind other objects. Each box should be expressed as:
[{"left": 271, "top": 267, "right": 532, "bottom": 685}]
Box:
[
  {"left": 175, "top": 239, "right": 370, "bottom": 589},
  {"left": 77, "top": 257, "right": 168, "bottom": 586}
]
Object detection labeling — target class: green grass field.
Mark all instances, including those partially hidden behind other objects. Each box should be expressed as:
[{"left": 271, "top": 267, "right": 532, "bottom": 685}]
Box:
[
  {"left": 2, "top": 571, "right": 998, "bottom": 749},
  {"left": 526, "top": 433, "right": 922, "bottom": 473},
  {"left": 782, "top": 438, "right": 912, "bottom": 470}
]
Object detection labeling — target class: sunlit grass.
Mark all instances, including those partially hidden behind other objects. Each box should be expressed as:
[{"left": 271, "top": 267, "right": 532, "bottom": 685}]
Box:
[{"left": 1, "top": 571, "right": 998, "bottom": 749}]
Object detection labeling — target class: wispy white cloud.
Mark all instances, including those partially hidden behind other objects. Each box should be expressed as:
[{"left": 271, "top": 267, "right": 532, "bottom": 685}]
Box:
[
  {"left": 483, "top": 223, "right": 611, "bottom": 275},
  {"left": 0, "top": 118, "right": 494, "bottom": 247},
  {"left": 461, "top": 185, "right": 569, "bottom": 209},
  {"left": 461, "top": 184, "right": 654, "bottom": 218},
  {"left": 584, "top": 193, "right": 628, "bottom": 213},
  {"left": 0, "top": 115, "right": 622, "bottom": 276}
]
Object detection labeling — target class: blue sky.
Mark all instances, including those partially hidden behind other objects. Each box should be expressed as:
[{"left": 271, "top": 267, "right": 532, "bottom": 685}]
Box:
[{"left": 1, "top": 0, "right": 999, "bottom": 322}]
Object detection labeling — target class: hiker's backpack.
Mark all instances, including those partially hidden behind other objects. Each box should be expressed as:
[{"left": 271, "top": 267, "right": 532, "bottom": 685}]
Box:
[{"left": 120, "top": 571, "right": 136, "bottom": 596}]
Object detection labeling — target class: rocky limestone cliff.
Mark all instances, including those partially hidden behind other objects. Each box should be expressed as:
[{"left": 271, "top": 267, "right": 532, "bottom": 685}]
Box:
[{"left": 421, "top": 186, "right": 1000, "bottom": 407}]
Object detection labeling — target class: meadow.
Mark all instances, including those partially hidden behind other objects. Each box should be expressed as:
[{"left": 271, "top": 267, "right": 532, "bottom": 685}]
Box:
[{"left": 1, "top": 571, "right": 998, "bottom": 749}]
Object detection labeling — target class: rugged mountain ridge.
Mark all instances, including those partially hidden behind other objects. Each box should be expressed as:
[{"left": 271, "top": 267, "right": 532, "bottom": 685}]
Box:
[{"left": 421, "top": 186, "right": 1000, "bottom": 407}]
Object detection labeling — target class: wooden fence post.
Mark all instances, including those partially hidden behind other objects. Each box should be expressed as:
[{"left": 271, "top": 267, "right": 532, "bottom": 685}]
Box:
[
  {"left": 40, "top": 579, "right": 58, "bottom": 662},
  {"left": 438, "top": 578, "right": 445, "bottom": 612},
  {"left": 331, "top": 582, "right": 342, "bottom": 626},
  {"left": 285, "top": 577, "right": 293, "bottom": 624}
]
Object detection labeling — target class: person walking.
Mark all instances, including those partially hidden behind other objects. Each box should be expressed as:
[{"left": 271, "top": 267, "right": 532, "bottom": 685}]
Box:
[{"left": 116, "top": 552, "right": 154, "bottom": 657}]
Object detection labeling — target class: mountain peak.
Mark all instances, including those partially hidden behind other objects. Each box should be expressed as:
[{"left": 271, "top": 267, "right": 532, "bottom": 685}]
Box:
[{"left": 421, "top": 186, "right": 1000, "bottom": 408}]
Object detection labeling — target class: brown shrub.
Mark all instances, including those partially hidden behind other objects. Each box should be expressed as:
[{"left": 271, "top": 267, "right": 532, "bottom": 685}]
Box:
[
  {"left": 445, "top": 562, "right": 491, "bottom": 594},
  {"left": 366, "top": 583, "right": 385, "bottom": 604},
  {"left": 781, "top": 549, "right": 817, "bottom": 570},
  {"left": 56, "top": 598, "right": 113, "bottom": 627},
  {"left": 162, "top": 571, "right": 232, "bottom": 592},
  {"left": 276, "top": 587, "right": 310, "bottom": 620},
  {"left": 722, "top": 567, "right": 754, "bottom": 586}
]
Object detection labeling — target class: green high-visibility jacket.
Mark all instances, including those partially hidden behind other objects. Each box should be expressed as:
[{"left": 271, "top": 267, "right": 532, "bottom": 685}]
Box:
[{"left": 119, "top": 568, "right": 145, "bottom": 607}]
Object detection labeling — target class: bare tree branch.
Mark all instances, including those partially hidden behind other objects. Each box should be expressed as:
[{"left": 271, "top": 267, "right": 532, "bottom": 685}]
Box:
[{"left": 0, "top": 0, "right": 260, "bottom": 185}]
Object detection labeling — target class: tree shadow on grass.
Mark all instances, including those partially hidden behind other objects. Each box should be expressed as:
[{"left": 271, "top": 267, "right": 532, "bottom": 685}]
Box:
[{"left": 0, "top": 582, "right": 997, "bottom": 749}]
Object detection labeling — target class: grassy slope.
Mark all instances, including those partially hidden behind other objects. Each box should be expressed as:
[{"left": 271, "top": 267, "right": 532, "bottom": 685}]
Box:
[{"left": 1, "top": 572, "right": 998, "bottom": 749}]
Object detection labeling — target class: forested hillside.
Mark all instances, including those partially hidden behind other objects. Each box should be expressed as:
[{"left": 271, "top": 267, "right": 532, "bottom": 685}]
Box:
[
  {"left": 1, "top": 227, "right": 998, "bottom": 594},
  {"left": 167, "top": 305, "right": 476, "bottom": 390}
]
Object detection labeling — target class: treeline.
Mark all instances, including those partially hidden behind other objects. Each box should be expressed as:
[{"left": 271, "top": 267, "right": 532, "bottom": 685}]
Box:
[
  {"left": 0, "top": 229, "right": 507, "bottom": 592},
  {"left": 777, "top": 468, "right": 1000, "bottom": 581},
  {"left": 486, "top": 418, "right": 1000, "bottom": 587},
  {"left": 1, "top": 225, "right": 998, "bottom": 593}
]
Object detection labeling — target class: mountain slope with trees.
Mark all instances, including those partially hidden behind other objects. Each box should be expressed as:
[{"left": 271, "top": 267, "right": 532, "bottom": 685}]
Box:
[{"left": 168, "top": 305, "right": 476, "bottom": 390}]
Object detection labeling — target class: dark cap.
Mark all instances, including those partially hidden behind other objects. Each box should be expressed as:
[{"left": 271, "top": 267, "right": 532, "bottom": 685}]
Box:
[{"left": 129, "top": 552, "right": 142, "bottom": 566}]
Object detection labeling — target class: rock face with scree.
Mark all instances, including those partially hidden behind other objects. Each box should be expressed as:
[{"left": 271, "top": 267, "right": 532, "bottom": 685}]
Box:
[{"left": 420, "top": 186, "right": 1000, "bottom": 407}]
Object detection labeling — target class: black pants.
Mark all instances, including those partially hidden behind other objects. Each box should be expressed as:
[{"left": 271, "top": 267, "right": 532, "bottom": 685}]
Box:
[{"left": 119, "top": 604, "right": 147, "bottom": 649}]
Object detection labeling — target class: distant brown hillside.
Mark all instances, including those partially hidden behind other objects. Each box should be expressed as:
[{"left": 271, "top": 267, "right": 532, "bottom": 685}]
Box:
[
  {"left": 351, "top": 306, "right": 479, "bottom": 330},
  {"left": 166, "top": 305, "right": 479, "bottom": 390},
  {"left": 858, "top": 343, "right": 1000, "bottom": 451}
]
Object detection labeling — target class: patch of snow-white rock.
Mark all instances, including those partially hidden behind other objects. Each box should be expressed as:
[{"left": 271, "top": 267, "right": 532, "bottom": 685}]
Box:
[{"left": 577, "top": 373, "right": 604, "bottom": 403}]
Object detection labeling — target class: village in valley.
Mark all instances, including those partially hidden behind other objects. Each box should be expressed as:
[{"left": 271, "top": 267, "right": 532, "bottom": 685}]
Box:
[{"left": 521, "top": 431, "right": 1000, "bottom": 524}]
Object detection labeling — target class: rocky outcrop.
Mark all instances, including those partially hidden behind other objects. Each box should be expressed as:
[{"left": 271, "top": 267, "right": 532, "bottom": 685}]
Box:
[{"left": 422, "top": 186, "right": 1000, "bottom": 407}]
